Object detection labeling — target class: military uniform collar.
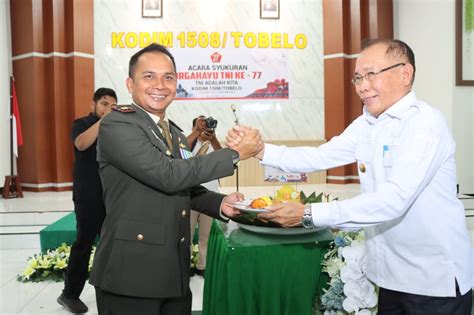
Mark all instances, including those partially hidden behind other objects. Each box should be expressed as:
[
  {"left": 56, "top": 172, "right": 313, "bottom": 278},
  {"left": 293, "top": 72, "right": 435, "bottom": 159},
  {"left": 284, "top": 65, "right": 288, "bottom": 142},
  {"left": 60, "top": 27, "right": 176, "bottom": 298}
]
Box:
[{"left": 132, "top": 103, "right": 165, "bottom": 125}]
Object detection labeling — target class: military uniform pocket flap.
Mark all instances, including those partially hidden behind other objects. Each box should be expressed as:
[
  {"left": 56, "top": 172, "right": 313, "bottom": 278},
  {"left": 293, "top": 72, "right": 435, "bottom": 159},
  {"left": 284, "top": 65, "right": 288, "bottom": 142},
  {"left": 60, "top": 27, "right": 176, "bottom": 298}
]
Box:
[{"left": 115, "top": 221, "right": 166, "bottom": 245}]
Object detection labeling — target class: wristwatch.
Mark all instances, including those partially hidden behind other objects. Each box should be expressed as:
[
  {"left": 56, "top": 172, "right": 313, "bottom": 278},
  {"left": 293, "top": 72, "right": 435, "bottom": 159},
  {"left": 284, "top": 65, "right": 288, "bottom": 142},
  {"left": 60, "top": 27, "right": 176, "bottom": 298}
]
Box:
[
  {"left": 302, "top": 203, "right": 315, "bottom": 229},
  {"left": 229, "top": 149, "right": 240, "bottom": 168}
]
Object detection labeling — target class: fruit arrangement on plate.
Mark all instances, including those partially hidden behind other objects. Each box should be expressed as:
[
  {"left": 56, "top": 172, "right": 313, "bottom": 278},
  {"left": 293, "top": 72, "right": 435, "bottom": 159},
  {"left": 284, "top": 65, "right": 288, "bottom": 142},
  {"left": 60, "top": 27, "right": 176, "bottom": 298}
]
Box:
[{"left": 233, "top": 185, "right": 336, "bottom": 228}]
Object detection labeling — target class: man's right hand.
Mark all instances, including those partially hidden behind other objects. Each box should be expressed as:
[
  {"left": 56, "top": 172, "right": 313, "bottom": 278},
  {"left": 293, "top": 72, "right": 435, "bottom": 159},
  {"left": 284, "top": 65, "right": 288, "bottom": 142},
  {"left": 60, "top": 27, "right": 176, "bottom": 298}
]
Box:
[
  {"left": 101, "top": 105, "right": 114, "bottom": 120},
  {"left": 226, "top": 125, "right": 264, "bottom": 160}
]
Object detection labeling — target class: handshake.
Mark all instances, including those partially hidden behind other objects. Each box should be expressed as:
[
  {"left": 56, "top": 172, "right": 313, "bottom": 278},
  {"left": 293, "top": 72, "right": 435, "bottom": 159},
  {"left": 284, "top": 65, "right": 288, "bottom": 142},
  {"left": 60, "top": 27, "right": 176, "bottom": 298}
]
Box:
[
  {"left": 222, "top": 126, "right": 307, "bottom": 228},
  {"left": 225, "top": 125, "right": 265, "bottom": 161}
]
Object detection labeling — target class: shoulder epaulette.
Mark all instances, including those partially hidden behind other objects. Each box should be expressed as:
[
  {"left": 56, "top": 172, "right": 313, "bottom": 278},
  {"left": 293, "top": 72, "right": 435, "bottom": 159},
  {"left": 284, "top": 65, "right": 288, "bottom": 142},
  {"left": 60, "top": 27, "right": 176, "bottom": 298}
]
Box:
[
  {"left": 169, "top": 119, "right": 183, "bottom": 132},
  {"left": 112, "top": 105, "right": 136, "bottom": 113}
]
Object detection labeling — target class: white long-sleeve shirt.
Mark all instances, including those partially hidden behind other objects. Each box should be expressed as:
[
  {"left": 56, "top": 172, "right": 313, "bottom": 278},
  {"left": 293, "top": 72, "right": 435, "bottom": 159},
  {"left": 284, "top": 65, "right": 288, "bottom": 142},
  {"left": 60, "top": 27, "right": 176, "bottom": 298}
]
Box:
[{"left": 262, "top": 92, "right": 474, "bottom": 297}]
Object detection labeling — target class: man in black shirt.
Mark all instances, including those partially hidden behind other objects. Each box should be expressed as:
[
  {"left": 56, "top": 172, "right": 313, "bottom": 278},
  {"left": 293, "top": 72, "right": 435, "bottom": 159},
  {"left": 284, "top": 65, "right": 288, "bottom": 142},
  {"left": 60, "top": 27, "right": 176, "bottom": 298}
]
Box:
[{"left": 57, "top": 88, "right": 117, "bottom": 314}]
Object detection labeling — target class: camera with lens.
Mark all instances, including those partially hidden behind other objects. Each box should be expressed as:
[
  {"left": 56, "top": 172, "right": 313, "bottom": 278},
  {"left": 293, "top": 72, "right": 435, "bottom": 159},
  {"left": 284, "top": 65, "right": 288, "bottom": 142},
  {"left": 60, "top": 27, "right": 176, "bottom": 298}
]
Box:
[{"left": 205, "top": 117, "right": 218, "bottom": 130}]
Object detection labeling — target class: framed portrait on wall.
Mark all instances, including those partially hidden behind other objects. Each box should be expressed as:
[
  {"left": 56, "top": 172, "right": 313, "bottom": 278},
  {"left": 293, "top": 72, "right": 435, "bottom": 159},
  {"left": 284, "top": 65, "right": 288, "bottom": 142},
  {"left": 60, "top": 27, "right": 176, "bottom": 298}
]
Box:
[
  {"left": 456, "top": 0, "right": 474, "bottom": 86},
  {"left": 142, "top": 0, "right": 162, "bottom": 18},
  {"left": 260, "top": 0, "right": 279, "bottom": 19}
]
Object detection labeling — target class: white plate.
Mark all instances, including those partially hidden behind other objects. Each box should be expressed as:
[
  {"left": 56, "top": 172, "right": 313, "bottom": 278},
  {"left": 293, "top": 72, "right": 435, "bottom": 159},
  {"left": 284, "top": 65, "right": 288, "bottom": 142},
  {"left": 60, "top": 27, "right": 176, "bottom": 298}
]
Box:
[
  {"left": 232, "top": 200, "right": 269, "bottom": 213},
  {"left": 233, "top": 204, "right": 270, "bottom": 213},
  {"left": 237, "top": 223, "right": 323, "bottom": 235}
]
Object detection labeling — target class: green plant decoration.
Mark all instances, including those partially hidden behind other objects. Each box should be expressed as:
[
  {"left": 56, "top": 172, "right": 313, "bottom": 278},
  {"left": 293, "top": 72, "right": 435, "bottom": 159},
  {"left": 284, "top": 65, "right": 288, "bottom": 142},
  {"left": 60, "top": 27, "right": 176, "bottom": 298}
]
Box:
[{"left": 467, "top": 0, "right": 474, "bottom": 33}]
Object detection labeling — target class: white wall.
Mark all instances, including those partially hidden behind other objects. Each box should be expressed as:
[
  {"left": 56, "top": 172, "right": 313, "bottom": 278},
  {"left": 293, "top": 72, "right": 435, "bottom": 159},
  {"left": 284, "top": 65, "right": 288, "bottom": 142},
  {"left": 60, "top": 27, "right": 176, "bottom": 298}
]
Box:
[
  {"left": 94, "top": 0, "right": 324, "bottom": 141},
  {"left": 394, "top": 0, "right": 474, "bottom": 193},
  {"left": 0, "top": 0, "right": 12, "bottom": 181}
]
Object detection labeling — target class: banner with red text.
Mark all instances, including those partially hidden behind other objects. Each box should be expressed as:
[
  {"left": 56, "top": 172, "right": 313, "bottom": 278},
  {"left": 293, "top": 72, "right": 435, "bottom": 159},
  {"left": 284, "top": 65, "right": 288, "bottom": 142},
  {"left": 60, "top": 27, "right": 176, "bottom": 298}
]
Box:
[{"left": 172, "top": 49, "right": 289, "bottom": 100}]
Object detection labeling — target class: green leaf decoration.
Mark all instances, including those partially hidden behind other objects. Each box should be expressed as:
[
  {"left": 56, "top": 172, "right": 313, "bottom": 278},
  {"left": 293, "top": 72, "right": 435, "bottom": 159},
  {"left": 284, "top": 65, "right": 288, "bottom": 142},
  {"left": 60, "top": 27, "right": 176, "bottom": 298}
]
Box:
[
  {"left": 300, "top": 191, "right": 307, "bottom": 201},
  {"left": 301, "top": 191, "right": 323, "bottom": 204}
]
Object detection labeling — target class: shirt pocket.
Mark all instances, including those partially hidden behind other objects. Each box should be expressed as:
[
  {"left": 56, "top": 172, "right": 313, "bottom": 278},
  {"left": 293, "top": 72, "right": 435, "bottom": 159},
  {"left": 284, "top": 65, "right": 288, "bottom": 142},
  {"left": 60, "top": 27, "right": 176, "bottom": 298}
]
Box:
[
  {"left": 382, "top": 143, "right": 399, "bottom": 179},
  {"left": 355, "top": 143, "right": 373, "bottom": 192},
  {"left": 115, "top": 220, "right": 166, "bottom": 246}
]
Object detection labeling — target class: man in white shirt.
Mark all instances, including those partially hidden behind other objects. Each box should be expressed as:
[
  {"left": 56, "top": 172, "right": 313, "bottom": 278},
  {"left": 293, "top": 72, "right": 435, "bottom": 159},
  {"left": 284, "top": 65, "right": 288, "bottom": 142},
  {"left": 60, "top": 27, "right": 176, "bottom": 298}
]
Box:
[
  {"left": 227, "top": 39, "right": 473, "bottom": 314},
  {"left": 187, "top": 116, "right": 222, "bottom": 277}
]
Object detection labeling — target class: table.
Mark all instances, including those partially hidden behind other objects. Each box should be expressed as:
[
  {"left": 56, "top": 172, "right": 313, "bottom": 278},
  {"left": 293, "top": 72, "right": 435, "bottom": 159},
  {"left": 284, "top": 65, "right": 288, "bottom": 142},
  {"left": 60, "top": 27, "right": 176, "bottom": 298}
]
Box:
[
  {"left": 39, "top": 212, "right": 77, "bottom": 252},
  {"left": 203, "top": 220, "right": 333, "bottom": 315}
]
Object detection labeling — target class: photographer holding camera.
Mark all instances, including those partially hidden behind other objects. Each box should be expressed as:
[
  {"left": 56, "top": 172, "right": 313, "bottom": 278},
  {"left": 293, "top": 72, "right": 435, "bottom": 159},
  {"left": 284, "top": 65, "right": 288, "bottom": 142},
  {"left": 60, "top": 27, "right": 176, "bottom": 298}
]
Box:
[{"left": 187, "top": 115, "right": 221, "bottom": 277}]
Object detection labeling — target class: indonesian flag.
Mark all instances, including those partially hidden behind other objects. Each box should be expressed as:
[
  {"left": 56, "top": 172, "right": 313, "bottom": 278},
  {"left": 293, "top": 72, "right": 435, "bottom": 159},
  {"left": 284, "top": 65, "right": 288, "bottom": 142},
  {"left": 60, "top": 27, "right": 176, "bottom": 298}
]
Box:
[{"left": 11, "top": 77, "right": 23, "bottom": 157}]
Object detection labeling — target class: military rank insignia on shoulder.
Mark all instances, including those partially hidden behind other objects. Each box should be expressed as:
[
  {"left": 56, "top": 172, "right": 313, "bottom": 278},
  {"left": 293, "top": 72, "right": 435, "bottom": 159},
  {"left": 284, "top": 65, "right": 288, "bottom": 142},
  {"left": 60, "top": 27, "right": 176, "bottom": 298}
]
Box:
[{"left": 112, "top": 105, "right": 136, "bottom": 113}]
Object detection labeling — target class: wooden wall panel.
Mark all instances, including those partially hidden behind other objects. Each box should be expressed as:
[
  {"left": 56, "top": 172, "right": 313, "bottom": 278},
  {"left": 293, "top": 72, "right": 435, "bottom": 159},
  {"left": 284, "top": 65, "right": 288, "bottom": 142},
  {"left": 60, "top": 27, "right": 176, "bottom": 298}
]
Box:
[
  {"left": 324, "top": 58, "right": 346, "bottom": 140},
  {"left": 368, "top": 0, "right": 393, "bottom": 39},
  {"left": 51, "top": 0, "right": 67, "bottom": 53},
  {"left": 10, "top": 0, "right": 34, "bottom": 55},
  {"left": 11, "top": 0, "right": 94, "bottom": 191},
  {"left": 42, "top": 0, "right": 54, "bottom": 52},
  {"left": 49, "top": 57, "right": 72, "bottom": 184},
  {"left": 323, "top": 0, "right": 345, "bottom": 55},
  {"left": 31, "top": 0, "right": 47, "bottom": 53},
  {"left": 70, "top": 58, "right": 95, "bottom": 123},
  {"left": 12, "top": 58, "right": 40, "bottom": 185},
  {"left": 71, "top": 0, "right": 94, "bottom": 53}
]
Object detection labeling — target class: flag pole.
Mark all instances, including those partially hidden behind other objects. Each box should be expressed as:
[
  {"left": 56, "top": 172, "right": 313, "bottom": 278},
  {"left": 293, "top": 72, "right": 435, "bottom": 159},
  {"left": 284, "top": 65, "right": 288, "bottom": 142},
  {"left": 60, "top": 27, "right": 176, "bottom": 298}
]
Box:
[
  {"left": 231, "top": 105, "right": 240, "bottom": 192},
  {"left": 10, "top": 76, "right": 14, "bottom": 177}
]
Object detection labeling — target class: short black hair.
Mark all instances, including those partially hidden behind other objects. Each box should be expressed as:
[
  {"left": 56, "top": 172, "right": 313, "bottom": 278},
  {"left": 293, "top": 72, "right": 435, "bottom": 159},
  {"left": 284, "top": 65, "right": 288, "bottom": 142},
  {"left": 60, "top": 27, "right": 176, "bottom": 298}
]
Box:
[
  {"left": 128, "top": 43, "right": 176, "bottom": 78},
  {"left": 361, "top": 39, "right": 416, "bottom": 85},
  {"left": 192, "top": 115, "right": 206, "bottom": 127},
  {"left": 93, "top": 87, "right": 117, "bottom": 102}
]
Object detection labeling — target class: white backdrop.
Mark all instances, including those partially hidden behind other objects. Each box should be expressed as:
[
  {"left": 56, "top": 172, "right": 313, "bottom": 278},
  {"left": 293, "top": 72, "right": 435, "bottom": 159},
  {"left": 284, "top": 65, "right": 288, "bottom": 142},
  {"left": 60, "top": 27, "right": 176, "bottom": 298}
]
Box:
[{"left": 94, "top": 0, "right": 324, "bottom": 141}]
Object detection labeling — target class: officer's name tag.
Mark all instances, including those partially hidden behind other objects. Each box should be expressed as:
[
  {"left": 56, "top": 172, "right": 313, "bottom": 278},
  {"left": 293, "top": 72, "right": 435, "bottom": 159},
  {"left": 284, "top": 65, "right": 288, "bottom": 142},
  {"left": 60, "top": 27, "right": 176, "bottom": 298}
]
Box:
[{"left": 180, "top": 148, "right": 193, "bottom": 159}]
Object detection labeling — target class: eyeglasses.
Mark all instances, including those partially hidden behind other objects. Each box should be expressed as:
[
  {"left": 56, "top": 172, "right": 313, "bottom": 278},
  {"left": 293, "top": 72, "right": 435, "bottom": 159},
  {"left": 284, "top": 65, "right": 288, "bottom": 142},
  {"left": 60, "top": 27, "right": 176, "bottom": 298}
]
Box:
[{"left": 351, "top": 63, "right": 405, "bottom": 86}]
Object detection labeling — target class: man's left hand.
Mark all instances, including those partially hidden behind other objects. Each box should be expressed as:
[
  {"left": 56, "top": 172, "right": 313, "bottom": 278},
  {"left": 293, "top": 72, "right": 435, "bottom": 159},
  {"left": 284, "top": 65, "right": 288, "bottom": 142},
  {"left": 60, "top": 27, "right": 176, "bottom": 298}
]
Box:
[
  {"left": 257, "top": 201, "right": 305, "bottom": 227},
  {"left": 221, "top": 192, "right": 245, "bottom": 218},
  {"left": 201, "top": 130, "right": 215, "bottom": 142}
]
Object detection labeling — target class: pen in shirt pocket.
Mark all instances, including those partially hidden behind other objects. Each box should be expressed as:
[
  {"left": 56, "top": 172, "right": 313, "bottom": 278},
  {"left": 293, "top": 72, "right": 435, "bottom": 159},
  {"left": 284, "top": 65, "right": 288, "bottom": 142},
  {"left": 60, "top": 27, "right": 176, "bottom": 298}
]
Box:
[{"left": 383, "top": 145, "right": 390, "bottom": 166}]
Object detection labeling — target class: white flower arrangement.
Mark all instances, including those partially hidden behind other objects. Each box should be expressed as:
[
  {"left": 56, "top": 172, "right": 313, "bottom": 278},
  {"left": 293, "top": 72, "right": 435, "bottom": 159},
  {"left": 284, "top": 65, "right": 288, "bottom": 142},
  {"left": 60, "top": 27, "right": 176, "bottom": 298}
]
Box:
[
  {"left": 17, "top": 243, "right": 96, "bottom": 282},
  {"left": 319, "top": 230, "right": 378, "bottom": 315}
]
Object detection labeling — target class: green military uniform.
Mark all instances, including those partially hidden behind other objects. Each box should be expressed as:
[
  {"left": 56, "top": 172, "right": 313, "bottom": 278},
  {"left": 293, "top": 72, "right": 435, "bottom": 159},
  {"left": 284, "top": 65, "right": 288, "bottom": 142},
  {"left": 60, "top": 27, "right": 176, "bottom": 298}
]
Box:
[{"left": 89, "top": 104, "right": 235, "bottom": 301}]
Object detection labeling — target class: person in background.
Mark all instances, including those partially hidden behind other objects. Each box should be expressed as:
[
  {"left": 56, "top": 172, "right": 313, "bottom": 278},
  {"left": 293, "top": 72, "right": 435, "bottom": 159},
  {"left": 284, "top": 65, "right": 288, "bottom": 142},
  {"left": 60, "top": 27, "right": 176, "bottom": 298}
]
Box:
[
  {"left": 227, "top": 39, "right": 473, "bottom": 314},
  {"left": 57, "top": 87, "right": 117, "bottom": 314},
  {"left": 187, "top": 116, "right": 222, "bottom": 277},
  {"left": 89, "top": 43, "right": 262, "bottom": 315}
]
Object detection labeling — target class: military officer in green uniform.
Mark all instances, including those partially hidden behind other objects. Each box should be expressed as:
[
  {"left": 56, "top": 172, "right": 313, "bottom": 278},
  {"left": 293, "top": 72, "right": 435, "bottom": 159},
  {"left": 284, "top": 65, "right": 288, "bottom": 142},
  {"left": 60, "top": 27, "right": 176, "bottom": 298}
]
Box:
[{"left": 89, "top": 43, "right": 262, "bottom": 314}]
